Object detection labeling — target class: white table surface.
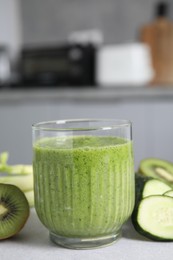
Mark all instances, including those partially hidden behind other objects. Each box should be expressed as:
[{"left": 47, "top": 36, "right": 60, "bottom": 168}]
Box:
[{"left": 1, "top": 208, "right": 173, "bottom": 260}]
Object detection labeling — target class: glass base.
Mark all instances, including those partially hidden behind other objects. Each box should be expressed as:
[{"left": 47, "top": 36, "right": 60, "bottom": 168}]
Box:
[{"left": 50, "top": 231, "right": 121, "bottom": 249}]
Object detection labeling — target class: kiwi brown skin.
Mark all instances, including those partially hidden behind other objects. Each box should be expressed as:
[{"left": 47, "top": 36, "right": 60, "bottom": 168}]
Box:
[{"left": 0, "top": 183, "right": 30, "bottom": 240}]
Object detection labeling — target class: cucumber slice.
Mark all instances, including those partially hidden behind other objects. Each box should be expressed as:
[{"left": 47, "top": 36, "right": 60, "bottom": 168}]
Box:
[
  {"left": 142, "top": 179, "right": 171, "bottom": 198},
  {"left": 132, "top": 195, "right": 173, "bottom": 241},
  {"left": 134, "top": 174, "right": 171, "bottom": 209},
  {"left": 134, "top": 173, "right": 151, "bottom": 208},
  {"left": 164, "top": 190, "right": 173, "bottom": 198}
]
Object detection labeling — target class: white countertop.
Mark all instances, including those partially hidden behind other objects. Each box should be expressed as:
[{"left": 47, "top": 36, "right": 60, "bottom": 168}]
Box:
[
  {"left": 1, "top": 208, "right": 173, "bottom": 260},
  {"left": 1, "top": 86, "right": 173, "bottom": 104}
]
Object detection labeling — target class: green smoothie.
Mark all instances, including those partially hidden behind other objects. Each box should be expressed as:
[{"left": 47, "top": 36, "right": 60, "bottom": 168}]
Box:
[{"left": 33, "top": 136, "right": 134, "bottom": 238}]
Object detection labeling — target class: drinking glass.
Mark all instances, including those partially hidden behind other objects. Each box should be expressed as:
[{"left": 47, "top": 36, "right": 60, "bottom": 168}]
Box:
[{"left": 32, "top": 119, "right": 135, "bottom": 249}]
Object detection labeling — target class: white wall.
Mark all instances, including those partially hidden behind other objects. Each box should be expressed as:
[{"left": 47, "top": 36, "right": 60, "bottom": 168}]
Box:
[
  {"left": 1, "top": 97, "right": 173, "bottom": 170},
  {"left": 20, "top": 0, "right": 173, "bottom": 45}
]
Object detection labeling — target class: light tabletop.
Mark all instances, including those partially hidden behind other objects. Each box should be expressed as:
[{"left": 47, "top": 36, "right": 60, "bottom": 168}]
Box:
[{"left": 1, "top": 208, "right": 173, "bottom": 260}]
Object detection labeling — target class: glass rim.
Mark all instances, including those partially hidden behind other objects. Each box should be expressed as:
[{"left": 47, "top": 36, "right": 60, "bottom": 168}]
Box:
[{"left": 32, "top": 119, "right": 132, "bottom": 132}]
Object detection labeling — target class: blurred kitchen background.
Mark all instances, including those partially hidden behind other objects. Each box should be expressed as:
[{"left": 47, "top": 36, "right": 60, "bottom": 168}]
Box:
[{"left": 1, "top": 0, "right": 173, "bottom": 169}]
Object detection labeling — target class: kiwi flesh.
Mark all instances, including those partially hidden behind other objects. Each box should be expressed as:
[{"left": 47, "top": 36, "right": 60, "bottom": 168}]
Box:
[
  {"left": 0, "top": 183, "right": 30, "bottom": 240},
  {"left": 139, "top": 158, "right": 173, "bottom": 185}
]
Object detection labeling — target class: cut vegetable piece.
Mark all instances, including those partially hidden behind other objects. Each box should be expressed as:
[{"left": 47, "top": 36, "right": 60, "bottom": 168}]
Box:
[
  {"left": 24, "top": 190, "right": 34, "bottom": 207},
  {"left": 134, "top": 173, "right": 171, "bottom": 209},
  {"left": 132, "top": 195, "right": 173, "bottom": 241},
  {"left": 0, "top": 174, "right": 33, "bottom": 191},
  {"left": 0, "top": 152, "right": 9, "bottom": 165},
  {"left": 7, "top": 165, "right": 33, "bottom": 175},
  {"left": 142, "top": 179, "right": 171, "bottom": 198},
  {"left": 134, "top": 173, "right": 151, "bottom": 208},
  {"left": 164, "top": 190, "right": 173, "bottom": 198},
  {"left": 0, "top": 151, "right": 33, "bottom": 175},
  {"left": 139, "top": 158, "right": 173, "bottom": 184},
  {"left": 0, "top": 165, "right": 33, "bottom": 175}
]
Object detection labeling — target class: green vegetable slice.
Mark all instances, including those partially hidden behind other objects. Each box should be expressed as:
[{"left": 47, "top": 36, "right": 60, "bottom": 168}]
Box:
[
  {"left": 0, "top": 174, "right": 33, "bottom": 191},
  {"left": 142, "top": 179, "right": 171, "bottom": 198},
  {"left": 134, "top": 173, "right": 171, "bottom": 209},
  {"left": 132, "top": 195, "right": 173, "bottom": 241},
  {"left": 164, "top": 190, "right": 173, "bottom": 198}
]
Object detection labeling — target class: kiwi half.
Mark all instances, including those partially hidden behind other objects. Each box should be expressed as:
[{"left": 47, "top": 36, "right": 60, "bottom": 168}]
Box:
[
  {"left": 0, "top": 183, "right": 30, "bottom": 240},
  {"left": 139, "top": 158, "right": 173, "bottom": 184}
]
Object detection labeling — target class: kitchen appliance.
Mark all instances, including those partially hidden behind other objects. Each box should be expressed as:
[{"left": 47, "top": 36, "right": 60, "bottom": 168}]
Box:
[
  {"left": 96, "top": 43, "right": 154, "bottom": 86},
  {"left": 20, "top": 44, "right": 96, "bottom": 86}
]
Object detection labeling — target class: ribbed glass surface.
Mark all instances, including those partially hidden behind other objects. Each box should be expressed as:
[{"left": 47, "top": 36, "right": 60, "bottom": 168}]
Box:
[{"left": 33, "top": 136, "right": 134, "bottom": 238}]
